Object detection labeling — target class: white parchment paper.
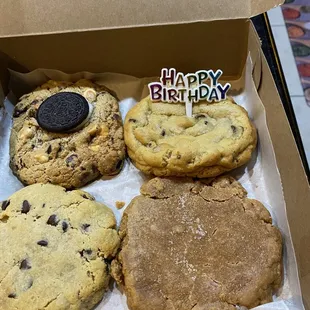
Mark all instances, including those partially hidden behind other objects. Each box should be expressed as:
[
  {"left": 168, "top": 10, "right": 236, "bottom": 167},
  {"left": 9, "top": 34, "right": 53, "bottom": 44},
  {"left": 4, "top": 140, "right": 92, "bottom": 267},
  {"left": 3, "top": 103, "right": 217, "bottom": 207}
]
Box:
[{"left": 0, "top": 57, "right": 305, "bottom": 310}]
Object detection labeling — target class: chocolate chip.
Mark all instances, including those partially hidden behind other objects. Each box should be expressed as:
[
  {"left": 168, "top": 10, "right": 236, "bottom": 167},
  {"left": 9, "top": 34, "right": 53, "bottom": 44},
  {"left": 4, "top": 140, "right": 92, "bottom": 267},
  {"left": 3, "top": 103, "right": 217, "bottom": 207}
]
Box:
[
  {"left": 82, "top": 224, "right": 90, "bottom": 232},
  {"left": 79, "top": 249, "right": 92, "bottom": 257},
  {"left": 103, "top": 258, "right": 110, "bottom": 274},
  {"left": 19, "top": 158, "right": 25, "bottom": 168},
  {"left": 91, "top": 164, "right": 97, "bottom": 172},
  {"left": 20, "top": 259, "right": 31, "bottom": 270},
  {"left": 47, "top": 214, "right": 59, "bottom": 226},
  {"left": 55, "top": 145, "right": 63, "bottom": 158},
  {"left": 13, "top": 107, "right": 27, "bottom": 117},
  {"left": 80, "top": 171, "right": 90, "bottom": 180},
  {"left": 79, "top": 249, "right": 92, "bottom": 258},
  {"left": 65, "top": 154, "right": 78, "bottom": 168},
  {"left": 62, "top": 221, "right": 68, "bottom": 232},
  {"left": 115, "top": 160, "right": 123, "bottom": 170},
  {"left": 69, "top": 144, "right": 76, "bottom": 151},
  {"left": 37, "top": 240, "right": 48, "bottom": 247},
  {"left": 112, "top": 114, "right": 121, "bottom": 121},
  {"left": 47, "top": 145, "right": 52, "bottom": 154},
  {"left": 129, "top": 118, "right": 137, "bottom": 123},
  {"left": 8, "top": 293, "right": 16, "bottom": 299},
  {"left": 27, "top": 279, "right": 33, "bottom": 289},
  {"left": 21, "top": 200, "right": 31, "bottom": 214},
  {"left": 87, "top": 270, "right": 95, "bottom": 281},
  {"left": 204, "top": 121, "right": 208, "bottom": 125},
  {"left": 0, "top": 215, "right": 9, "bottom": 223},
  {"left": 1, "top": 200, "right": 10, "bottom": 211},
  {"left": 31, "top": 144, "right": 35, "bottom": 149},
  {"left": 42, "top": 203, "right": 46, "bottom": 208},
  {"left": 231, "top": 125, "right": 237, "bottom": 134},
  {"left": 161, "top": 130, "right": 166, "bottom": 136},
  {"left": 103, "top": 257, "right": 110, "bottom": 263},
  {"left": 82, "top": 194, "right": 94, "bottom": 201},
  {"left": 28, "top": 108, "right": 36, "bottom": 117},
  {"left": 195, "top": 114, "right": 206, "bottom": 119}
]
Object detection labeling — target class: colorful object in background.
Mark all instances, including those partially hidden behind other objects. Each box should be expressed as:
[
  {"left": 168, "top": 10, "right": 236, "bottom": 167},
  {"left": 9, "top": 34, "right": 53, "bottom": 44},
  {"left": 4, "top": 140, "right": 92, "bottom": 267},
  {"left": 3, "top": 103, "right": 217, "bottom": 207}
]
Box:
[
  {"left": 292, "top": 42, "right": 310, "bottom": 56},
  {"left": 283, "top": 7, "right": 301, "bottom": 19},
  {"left": 283, "top": 0, "right": 310, "bottom": 107},
  {"left": 287, "top": 24, "right": 305, "bottom": 38},
  {"left": 297, "top": 62, "right": 310, "bottom": 77}
]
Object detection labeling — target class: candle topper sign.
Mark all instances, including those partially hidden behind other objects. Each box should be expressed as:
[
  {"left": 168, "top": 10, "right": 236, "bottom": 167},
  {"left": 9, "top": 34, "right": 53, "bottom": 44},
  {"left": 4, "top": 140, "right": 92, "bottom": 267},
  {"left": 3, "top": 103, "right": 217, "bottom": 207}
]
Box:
[{"left": 148, "top": 69, "right": 231, "bottom": 117}]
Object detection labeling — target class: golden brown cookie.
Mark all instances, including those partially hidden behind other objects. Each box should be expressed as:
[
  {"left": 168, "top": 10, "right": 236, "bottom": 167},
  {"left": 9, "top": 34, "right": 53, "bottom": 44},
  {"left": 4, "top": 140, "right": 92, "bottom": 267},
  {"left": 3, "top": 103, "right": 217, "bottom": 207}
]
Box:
[
  {"left": 112, "top": 176, "right": 283, "bottom": 310},
  {"left": 10, "top": 79, "right": 125, "bottom": 189},
  {"left": 0, "top": 183, "right": 120, "bottom": 310},
  {"left": 124, "top": 96, "right": 257, "bottom": 177}
]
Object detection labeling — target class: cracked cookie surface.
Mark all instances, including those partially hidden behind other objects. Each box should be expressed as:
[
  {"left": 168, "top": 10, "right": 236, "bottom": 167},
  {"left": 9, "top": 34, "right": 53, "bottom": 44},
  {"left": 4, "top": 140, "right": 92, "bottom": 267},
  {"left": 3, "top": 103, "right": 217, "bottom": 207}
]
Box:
[
  {"left": 112, "top": 176, "right": 282, "bottom": 310},
  {"left": 0, "top": 184, "right": 120, "bottom": 310},
  {"left": 10, "top": 79, "right": 125, "bottom": 189},
  {"left": 124, "top": 96, "right": 257, "bottom": 177}
]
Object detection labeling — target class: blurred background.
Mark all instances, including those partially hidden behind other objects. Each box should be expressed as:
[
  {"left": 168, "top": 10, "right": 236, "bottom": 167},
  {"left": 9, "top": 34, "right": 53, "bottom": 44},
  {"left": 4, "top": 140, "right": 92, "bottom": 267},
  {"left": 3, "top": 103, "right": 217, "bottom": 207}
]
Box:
[{"left": 268, "top": 0, "right": 310, "bottom": 169}]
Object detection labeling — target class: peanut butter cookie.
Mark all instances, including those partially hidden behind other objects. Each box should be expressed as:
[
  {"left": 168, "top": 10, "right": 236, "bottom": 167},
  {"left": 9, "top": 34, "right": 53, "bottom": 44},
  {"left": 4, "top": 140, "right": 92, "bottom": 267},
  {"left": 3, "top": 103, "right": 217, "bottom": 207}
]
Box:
[{"left": 112, "top": 176, "right": 282, "bottom": 310}]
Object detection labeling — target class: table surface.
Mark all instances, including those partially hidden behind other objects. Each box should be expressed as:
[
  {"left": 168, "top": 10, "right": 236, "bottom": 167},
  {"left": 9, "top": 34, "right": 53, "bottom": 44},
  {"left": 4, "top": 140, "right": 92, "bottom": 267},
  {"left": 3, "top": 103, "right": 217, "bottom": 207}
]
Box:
[{"left": 252, "top": 14, "right": 310, "bottom": 182}]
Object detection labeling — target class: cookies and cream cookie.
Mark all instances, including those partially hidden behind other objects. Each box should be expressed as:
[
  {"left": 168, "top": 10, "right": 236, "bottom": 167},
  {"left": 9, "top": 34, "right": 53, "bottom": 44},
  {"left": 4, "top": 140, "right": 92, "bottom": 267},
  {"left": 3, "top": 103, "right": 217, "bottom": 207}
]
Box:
[
  {"left": 124, "top": 96, "right": 257, "bottom": 177},
  {"left": 0, "top": 183, "right": 120, "bottom": 310},
  {"left": 112, "top": 176, "right": 283, "bottom": 310},
  {"left": 10, "top": 79, "right": 125, "bottom": 189}
]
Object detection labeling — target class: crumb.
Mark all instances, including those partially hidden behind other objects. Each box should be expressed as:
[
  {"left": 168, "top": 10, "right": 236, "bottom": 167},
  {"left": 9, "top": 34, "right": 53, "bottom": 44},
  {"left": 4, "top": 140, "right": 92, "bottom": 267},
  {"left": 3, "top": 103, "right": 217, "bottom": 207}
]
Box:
[{"left": 116, "top": 201, "right": 125, "bottom": 209}]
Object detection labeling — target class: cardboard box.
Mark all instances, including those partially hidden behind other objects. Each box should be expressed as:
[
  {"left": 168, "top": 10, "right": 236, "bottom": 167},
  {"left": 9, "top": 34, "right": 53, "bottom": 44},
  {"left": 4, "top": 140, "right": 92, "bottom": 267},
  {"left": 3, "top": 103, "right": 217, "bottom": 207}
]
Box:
[{"left": 0, "top": 0, "right": 309, "bottom": 308}]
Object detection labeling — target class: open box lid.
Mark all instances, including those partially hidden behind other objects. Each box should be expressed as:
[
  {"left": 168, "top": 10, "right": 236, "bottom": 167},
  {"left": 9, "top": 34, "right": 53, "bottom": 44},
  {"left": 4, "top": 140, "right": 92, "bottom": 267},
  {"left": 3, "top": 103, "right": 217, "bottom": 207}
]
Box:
[{"left": 0, "top": 0, "right": 283, "bottom": 37}]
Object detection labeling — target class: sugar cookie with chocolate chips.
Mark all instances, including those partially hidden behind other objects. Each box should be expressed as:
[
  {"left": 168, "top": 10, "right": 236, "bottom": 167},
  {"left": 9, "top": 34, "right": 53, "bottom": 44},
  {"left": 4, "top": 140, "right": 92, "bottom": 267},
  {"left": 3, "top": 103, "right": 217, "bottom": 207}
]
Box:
[
  {"left": 0, "top": 183, "right": 120, "bottom": 310},
  {"left": 10, "top": 79, "right": 125, "bottom": 189},
  {"left": 112, "top": 176, "right": 283, "bottom": 310},
  {"left": 124, "top": 96, "right": 257, "bottom": 177}
]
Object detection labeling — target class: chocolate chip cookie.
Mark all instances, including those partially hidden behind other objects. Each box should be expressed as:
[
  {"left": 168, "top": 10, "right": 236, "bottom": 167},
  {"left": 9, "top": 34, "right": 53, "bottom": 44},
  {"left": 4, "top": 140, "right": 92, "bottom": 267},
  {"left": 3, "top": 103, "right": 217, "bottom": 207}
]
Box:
[
  {"left": 10, "top": 79, "right": 125, "bottom": 189},
  {"left": 124, "top": 96, "right": 257, "bottom": 177},
  {"left": 112, "top": 176, "right": 283, "bottom": 310},
  {"left": 0, "top": 183, "right": 120, "bottom": 310}
]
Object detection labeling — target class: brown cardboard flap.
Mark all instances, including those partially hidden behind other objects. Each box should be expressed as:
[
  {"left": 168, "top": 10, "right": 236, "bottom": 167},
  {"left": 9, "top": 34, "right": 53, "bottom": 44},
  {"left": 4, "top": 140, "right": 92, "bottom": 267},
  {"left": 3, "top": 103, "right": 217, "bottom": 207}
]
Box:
[
  {"left": 0, "top": 0, "right": 283, "bottom": 37},
  {"left": 0, "top": 20, "right": 248, "bottom": 80},
  {"left": 0, "top": 51, "right": 27, "bottom": 107},
  {"left": 259, "top": 44, "right": 310, "bottom": 310},
  {"left": 249, "top": 22, "right": 263, "bottom": 89}
]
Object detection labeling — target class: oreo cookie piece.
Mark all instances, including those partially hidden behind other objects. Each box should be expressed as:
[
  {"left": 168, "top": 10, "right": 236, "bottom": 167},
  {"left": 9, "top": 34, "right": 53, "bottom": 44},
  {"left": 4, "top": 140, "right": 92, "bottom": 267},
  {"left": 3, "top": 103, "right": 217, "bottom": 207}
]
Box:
[{"left": 37, "top": 92, "right": 89, "bottom": 133}]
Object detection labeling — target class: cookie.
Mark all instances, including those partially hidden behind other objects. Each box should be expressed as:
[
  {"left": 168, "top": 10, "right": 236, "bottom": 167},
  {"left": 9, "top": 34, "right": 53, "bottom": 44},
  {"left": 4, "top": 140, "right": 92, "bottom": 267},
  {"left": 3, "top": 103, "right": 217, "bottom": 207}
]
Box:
[
  {"left": 10, "top": 79, "right": 125, "bottom": 189},
  {"left": 124, "top": 96, "right": 257, "bottom": 177},
  {"left": 37, "top": 92, "right": 90, "bottom": 133},
  {"left": 112, "top": 176, "right": 283, "bottom": 310},
  {"left": 0, "top": 183, "right": 120, "bottom": 310}
]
